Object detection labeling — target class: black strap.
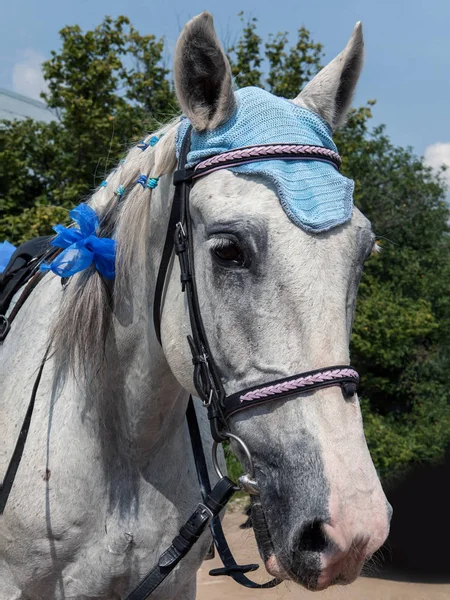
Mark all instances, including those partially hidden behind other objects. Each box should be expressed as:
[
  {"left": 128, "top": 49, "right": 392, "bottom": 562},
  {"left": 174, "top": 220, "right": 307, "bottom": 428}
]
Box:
[
  {"left": 153, "top": 126, "right": 193, "bottom": 345},
  {"left": 124, "top": 474, "right": 236, "bottom": 600},
  {"left": 152, "top": 127, "right": 228, "bottom": 441},
  {"left": 186, "top": 398, "right": 281, "bottom": 589},
  {"left": 0, "top": 236, "right": 52, "bottom": 319},
  {"left": 152, "top": 184, "right": 184, "bottom": 345},
  {"left": 0, "top": 348, "right": 49, "bottom": 514}
]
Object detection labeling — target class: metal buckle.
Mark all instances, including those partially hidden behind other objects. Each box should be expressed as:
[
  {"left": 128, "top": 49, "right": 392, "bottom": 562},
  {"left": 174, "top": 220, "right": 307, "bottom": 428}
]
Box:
[
  {"left": 177, "top": 222, "right": 186, "bottom": 238},
  {"left": 174, "top": 222, "right": 188, "bottom": 256},
  {"left": 202, "top": 389, "right": 213, "bottom": 408}
]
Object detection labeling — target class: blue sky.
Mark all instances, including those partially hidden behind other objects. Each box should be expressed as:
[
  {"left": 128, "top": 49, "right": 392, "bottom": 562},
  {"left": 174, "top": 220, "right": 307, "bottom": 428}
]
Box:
[{"left": 2, "top": 0, "right": 450, "bottom": 179}]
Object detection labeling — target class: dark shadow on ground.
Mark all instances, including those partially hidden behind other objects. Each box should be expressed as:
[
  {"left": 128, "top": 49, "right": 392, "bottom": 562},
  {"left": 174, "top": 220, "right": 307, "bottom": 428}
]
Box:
[{"left": 370, "top": 449, "right": 450, "bottom": 583}]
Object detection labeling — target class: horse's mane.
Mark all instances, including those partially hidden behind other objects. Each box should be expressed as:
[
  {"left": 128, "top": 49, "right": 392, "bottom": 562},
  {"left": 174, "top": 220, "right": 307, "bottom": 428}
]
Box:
[{"left": 50, "top": 118, "right": 179, "bottom": 377}]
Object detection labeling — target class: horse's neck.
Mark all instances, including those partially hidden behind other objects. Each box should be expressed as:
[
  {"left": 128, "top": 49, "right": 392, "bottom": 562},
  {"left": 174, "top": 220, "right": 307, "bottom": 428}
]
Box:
[
  {"left": 98, "top": 322, "right": 186, "bottom": 462},
  {"left": 97, "top": 177, "right": 186, "bottom": 462}
]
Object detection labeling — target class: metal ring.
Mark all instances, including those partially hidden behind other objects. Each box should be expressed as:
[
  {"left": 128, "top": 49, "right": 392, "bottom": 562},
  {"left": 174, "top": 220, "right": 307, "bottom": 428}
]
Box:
[{"left": 212, "top": 432, "right": 259, "bottom": 494}]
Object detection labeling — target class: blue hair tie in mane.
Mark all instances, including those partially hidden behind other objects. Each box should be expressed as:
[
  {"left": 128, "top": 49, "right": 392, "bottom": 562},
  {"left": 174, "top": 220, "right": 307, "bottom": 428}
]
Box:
[
  {"left": 40, "top": 203, "right": 116, "bottom": 279},
  {"left": 115, "top": 185, "right": 125, "bottom": 198},
  {"left": 138, "top": 134, "right": 163, "bottom": 151},
  {"left": 147, "top": 177, "right": 159, "bottom": 189},
  {"left": 136, "top": 174, "right": 148, "bottom": 187},
  {"left": 149, "top": 135, "right": 162, "bottom": 146},
  {"left": 136, "top": 174, "right": 159, "bottom": 189}
]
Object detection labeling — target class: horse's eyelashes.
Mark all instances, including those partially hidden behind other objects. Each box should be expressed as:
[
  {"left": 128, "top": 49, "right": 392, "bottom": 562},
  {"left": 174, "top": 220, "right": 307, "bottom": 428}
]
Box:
[{"left": 210, "top": 237, "right": 247, "bottom": 267}]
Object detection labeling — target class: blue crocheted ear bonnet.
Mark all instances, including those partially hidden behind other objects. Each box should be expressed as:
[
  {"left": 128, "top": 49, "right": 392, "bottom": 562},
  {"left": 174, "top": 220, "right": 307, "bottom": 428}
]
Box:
[{"left": 176, "top": 86, "right": 354, "bottom": 233}]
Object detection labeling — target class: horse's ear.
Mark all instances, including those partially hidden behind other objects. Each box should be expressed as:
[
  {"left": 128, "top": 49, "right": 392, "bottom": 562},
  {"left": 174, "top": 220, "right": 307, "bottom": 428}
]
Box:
[
  {"left": 293, "top": 22, "right": 364, "bottom": 131},
  {"left": 174, "top": 12, "right": 236, "bottom": 131}
]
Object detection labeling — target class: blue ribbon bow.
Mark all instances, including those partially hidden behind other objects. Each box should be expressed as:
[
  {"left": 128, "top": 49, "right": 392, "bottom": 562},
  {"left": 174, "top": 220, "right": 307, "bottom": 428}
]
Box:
[{"left": 40, "top": 203, "right": 116, "bottom": 279}]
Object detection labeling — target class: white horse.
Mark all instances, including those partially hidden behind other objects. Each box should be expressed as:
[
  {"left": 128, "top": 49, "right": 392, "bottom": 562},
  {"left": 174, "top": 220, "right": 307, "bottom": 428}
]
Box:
[{"left": 0, "top": 12, "right": 391, "bottom": 599}]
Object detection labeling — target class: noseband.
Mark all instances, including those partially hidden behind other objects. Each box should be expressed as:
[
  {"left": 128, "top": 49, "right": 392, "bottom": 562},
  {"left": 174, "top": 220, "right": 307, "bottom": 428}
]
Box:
[{"left": 153, "top": 125, "right": 359, "bottom": 443}]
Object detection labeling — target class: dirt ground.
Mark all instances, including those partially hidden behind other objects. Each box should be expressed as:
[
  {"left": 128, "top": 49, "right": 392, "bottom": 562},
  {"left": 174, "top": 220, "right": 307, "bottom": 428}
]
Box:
[{"left": 196, "top": 512, "right": 450, "bottom": 600}]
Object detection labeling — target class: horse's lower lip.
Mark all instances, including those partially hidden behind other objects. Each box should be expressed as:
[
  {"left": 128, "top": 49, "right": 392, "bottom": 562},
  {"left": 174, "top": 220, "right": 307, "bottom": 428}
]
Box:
[
  {"left": 264, "top": 555, "right": 289, "bottom": 580},
  {"left": 316, "top": 546, "right": 366, "bottom": 588}
]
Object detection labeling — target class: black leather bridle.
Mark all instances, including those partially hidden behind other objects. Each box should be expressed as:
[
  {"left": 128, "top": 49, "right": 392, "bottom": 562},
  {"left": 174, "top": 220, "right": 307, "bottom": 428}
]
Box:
[
  {"left": 121, "top": 125, "right": 362, "bottom": 598},
  {"left": 153, "top": 125, "right": 360, "bottom": 444}
]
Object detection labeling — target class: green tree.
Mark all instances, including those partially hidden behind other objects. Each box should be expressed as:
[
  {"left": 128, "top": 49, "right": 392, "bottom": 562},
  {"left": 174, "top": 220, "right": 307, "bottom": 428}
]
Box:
[
  {"left": 336, "top": 106, "right": 450, "bottom": 480},
  {"left": 1, "top": 15, "right": 177, "bottom": 242},
  {"left": 266, "top": 27, "right": 323, "bottom": 97},
  {"left": 0, "top": 118, "right": 69, "bottom": 243},
  {"left": 227, "top": 13, "right": 263, "bottom": 88}
]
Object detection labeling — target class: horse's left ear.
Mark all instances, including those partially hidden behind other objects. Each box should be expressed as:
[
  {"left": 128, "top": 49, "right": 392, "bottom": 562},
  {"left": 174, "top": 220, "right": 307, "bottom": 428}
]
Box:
[
  {"left": 174, "top": 12, "right": 236, "bottom": 131},
  {"left": 293, "top": 22, "right": 364, "bottom": 131}
]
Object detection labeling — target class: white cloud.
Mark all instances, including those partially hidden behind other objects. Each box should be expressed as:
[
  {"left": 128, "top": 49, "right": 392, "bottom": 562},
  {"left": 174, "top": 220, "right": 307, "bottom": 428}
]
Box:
[
  {"left": 12, "top": 49, "right": 48, "bottom": 101},
  {"left": 424, "top": 142, "right": 450, "bottom": 188}
]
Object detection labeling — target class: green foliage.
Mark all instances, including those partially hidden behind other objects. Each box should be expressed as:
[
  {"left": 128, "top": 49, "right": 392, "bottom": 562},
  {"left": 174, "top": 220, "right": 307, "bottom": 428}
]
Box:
[
  {"left": 0, "top": 15, "right": 178, "bottom": 243},
  {"left": 336, "top": 104, "right": 450, "bottom": 480},
  {"left": 227, "top": 13, "right": 263, "bottom": 88},
  {"left": 224, "top": 443, "right": 244, "bottom": 482},
  {"left": 1, "top": 13, "right": 449, "bottom": 483},
  {"left": 266, "top": 27, "right": 323, "bottom": 97},
  {"left": 0, "top": 118, "right": 66, "bottom": 241},
  {"left": 1, "top": 205, "right": 70, "bottom": 245}
]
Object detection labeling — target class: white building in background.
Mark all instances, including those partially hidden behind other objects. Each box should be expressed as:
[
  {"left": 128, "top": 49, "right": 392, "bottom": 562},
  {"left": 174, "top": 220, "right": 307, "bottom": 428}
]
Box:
[
  {"left": 0, "top": 88, "right": 56, "bottom": 123},
  {"left": 0, "top": 89, "right": 57, "bottom": 256}
]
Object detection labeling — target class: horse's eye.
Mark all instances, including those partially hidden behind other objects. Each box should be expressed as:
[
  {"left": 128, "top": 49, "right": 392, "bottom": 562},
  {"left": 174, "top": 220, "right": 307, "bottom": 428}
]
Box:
[{"left": 211, "top": 238, "right": 245, "bottom": 266}]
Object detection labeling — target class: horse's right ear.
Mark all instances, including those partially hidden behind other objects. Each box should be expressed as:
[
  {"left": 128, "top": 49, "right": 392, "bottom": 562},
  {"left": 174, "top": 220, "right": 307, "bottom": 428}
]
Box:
[{"left": 174, "top": 12, "right": 236, "bottom": 131}]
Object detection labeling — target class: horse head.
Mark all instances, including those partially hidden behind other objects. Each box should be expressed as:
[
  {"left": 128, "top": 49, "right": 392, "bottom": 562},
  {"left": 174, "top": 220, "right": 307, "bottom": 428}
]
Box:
[{"left": 160, "top": 12, "right": 391, "bottom": 590}]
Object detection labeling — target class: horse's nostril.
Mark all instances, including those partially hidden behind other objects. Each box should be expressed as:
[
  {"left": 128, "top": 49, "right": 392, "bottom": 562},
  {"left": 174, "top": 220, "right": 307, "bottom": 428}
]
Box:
[{"left": 295, "top": 520, "right": 328, "bottom": 554}]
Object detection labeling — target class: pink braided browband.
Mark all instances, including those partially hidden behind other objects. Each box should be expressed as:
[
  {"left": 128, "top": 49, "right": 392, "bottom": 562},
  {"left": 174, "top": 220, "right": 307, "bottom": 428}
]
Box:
[
  {"left": 240, "top": 367, "right": 359, "bottom": 403},
  {"left": 192, "top": 143, "right": 341, "bottom": 179}
]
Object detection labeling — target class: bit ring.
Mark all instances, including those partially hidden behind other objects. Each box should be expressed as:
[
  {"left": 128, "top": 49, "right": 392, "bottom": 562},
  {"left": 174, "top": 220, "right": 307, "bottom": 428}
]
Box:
[{"left": 212, "top": 432, "right": 259, "bottom": 495}]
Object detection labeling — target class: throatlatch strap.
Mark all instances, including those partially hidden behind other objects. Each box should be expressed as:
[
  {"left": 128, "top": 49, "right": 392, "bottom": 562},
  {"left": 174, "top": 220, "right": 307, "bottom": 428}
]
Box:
[{"left": 153, "top": 126, "right": 193, "bottom": 345}]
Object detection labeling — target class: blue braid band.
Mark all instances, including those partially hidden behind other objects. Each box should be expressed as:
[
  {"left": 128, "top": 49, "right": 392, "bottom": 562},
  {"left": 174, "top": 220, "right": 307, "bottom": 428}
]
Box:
[
  {"left": 115, "top": 185, "right": 125, "bottom": 197},
  {"left": 147, "top": 177, "right": 159, "bottom": 189},
  {"left": 136, "top": 175, "right": 148, "bottom": 187}
]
